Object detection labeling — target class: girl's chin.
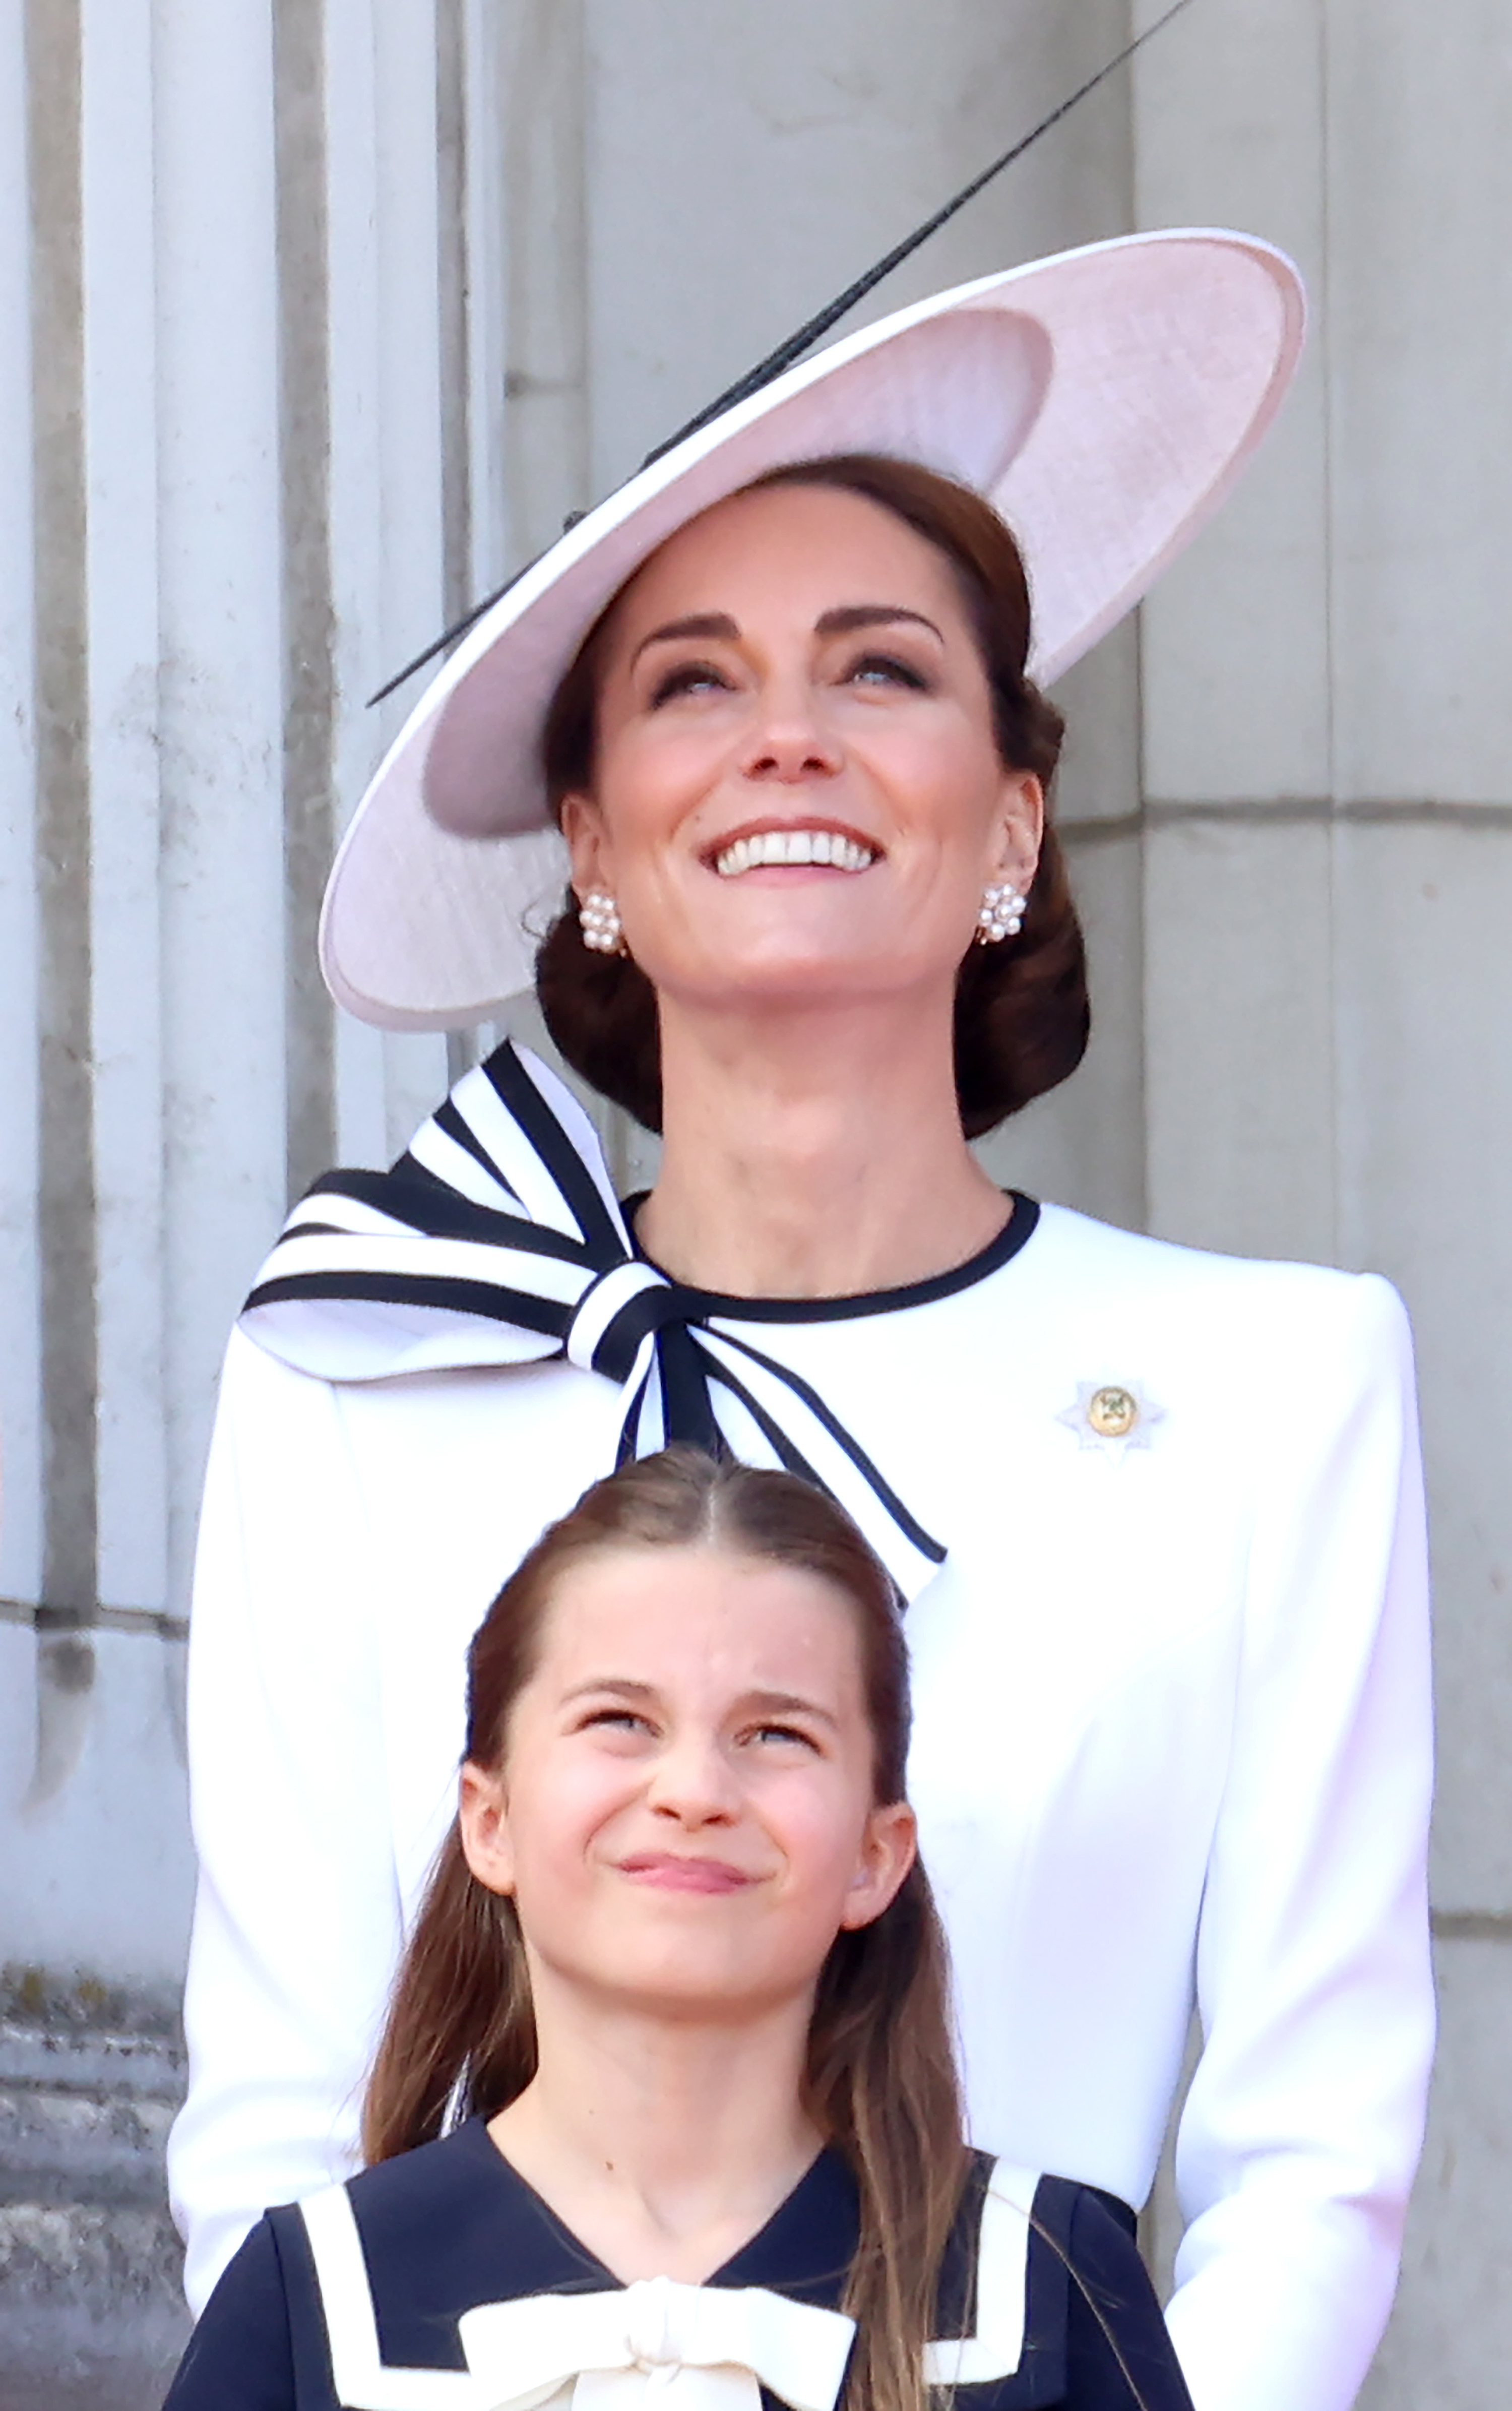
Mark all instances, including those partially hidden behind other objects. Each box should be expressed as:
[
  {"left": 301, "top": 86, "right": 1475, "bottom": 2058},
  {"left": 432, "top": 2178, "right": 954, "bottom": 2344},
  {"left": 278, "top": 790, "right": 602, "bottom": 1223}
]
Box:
[{"left": 560, "top": 1958, "right": 809, "bottom": 2019}]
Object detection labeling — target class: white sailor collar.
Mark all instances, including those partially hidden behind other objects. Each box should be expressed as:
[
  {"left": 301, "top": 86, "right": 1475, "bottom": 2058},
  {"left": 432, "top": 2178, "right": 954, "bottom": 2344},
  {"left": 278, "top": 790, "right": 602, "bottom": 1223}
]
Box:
[{"left": 295, "top": 2142, "right": 1046, "bottom": 2411}]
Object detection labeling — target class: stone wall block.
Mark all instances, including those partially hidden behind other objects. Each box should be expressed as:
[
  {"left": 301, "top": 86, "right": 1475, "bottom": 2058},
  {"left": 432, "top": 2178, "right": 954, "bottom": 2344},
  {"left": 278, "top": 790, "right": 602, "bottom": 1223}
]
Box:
[
  {"left": 581, "top": 0, "right": 1132, "bottom": 489},
  {"left": 1132, "top": 0, "right": 1330, "bottom": 806},
  {"left": 1326, "top": 0, "right": 1512, "bottom": 805},
  {"left": 1358, "top": 1934, "right": 1512, "bottom": 2409},
  {"left": 1333, "top": 817, "right": 1512, "bottom": 1910},
  {"left": 1144, "top": 815, "right": 1336, "bottom": 1262},
  {"left": 0, "top": 1627, "right": 192, "bottom": 1982}
]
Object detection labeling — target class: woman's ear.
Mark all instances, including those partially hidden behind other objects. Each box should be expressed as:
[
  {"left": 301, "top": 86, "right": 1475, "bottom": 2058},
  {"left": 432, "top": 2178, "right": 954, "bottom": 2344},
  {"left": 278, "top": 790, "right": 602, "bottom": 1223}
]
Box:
[
  {"left": 458, "top": 1761, "right": 516, "bottom": 1899},
  {"left": 558, "top": 791, "right": 611, "bottom": 904},
  {"left": 838, "top": 1801, "right": 917, "bottom": 1932},
  {"left": 990, "top": 769, "right": 1044, "bottom": 892}
]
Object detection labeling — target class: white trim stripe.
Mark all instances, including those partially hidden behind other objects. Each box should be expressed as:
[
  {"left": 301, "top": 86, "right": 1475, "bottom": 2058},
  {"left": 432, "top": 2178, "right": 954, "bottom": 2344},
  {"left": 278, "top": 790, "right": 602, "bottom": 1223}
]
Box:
[
  {"left": 300, "top": 2183, "right": 479, "bottom": 2410},
  {"left": 922, "top": 2159, "right": 1038, "bottom": 2387}
]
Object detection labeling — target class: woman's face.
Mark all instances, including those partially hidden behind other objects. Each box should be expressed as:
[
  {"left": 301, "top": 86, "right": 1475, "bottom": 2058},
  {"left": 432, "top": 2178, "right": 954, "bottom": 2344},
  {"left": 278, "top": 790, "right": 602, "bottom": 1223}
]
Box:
[
  {"left": 559, "top": 481, "right": 1043, "bottom": 1013},
  {"left": 459, "top": 1544, "right": 914, "bottom": 2027}
]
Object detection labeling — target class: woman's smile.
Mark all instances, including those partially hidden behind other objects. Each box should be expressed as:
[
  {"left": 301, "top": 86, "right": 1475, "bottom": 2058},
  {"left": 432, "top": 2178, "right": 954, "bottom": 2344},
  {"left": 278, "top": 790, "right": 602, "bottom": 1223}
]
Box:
[{"left": 709, "top": 822, "right": 880, "bottom": 879}]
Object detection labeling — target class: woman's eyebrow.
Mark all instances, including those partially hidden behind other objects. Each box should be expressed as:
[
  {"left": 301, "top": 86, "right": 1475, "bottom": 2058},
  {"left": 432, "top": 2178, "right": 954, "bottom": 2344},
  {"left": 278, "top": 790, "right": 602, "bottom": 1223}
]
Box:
[
  {"left": 631, "top": 612, "right": 739, "bottom": 664},
  {"left": 629, "top": 603, "right": 944, "bottom": 667},
  {"left": 813, "top": 604, "right": 944, "bottom": 642}
]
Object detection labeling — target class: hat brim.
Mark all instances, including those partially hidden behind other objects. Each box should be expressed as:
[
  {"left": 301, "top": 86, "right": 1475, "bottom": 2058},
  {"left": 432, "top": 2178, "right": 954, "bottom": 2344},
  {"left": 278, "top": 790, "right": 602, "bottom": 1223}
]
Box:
[{"left": 323, "top": 228, "right": 1304, "bottom": 1031}]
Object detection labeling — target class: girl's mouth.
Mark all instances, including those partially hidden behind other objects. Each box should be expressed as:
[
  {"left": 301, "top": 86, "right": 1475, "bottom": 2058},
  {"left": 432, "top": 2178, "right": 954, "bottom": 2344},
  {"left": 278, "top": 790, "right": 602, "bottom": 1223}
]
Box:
[{"left": 616, "top": 1852, "right": 755, "bottom": 1894}]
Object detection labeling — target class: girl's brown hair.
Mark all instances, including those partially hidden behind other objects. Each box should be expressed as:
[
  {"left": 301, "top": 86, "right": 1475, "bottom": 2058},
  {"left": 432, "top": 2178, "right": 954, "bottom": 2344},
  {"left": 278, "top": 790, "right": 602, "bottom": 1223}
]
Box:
[
  {"left": 534, "top": 452, "right": 1089, "bottom": 1139},
  {"left": 363, "top": 1447, "right": 967, "bottom": 2411}
]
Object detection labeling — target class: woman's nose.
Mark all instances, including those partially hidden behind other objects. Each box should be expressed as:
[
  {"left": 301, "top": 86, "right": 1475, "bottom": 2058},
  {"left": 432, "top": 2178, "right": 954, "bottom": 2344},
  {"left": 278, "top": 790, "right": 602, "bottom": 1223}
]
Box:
[{"left": 739, "top": 682, "right": 842, "bottom": 783}]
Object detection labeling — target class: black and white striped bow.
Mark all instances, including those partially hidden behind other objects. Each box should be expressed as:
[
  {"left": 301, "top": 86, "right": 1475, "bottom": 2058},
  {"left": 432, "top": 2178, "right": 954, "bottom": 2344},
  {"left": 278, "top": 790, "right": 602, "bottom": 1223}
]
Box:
[{"left": 240, "top": 1042, "right": 946, "bottom": 1601}]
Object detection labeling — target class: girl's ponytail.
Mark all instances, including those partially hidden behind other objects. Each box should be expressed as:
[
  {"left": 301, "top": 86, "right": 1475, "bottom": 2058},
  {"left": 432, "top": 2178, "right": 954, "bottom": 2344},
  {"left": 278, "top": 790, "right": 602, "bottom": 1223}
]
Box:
[{"left": 362, "top": 1828, "right": 535, "bottom": 2163}]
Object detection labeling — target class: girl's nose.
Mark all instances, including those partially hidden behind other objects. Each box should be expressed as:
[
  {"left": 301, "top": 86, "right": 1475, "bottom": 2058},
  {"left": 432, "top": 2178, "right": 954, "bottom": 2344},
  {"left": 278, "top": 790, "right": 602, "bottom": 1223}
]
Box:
[{"left": 646, "top": 1735, "right": 739, "bottom": 1825}]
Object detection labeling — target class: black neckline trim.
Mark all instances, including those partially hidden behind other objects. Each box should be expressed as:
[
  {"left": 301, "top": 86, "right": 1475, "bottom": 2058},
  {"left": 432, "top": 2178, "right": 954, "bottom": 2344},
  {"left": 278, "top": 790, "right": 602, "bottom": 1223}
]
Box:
[{"left": 623, "top": 1192, "right": 1040, "bottom": 1325}]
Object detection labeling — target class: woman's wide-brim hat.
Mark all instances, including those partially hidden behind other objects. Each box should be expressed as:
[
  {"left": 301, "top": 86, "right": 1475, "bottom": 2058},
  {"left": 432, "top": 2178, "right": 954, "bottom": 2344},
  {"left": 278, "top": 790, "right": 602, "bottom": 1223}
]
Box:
[{"left": 323, "top": 227, "right": 1304, "bottom": 1030}]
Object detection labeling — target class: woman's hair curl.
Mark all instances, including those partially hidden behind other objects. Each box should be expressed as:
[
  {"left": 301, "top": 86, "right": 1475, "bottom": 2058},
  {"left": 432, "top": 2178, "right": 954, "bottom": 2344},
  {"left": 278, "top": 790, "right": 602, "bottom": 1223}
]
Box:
[{"left": 535, "top": 453, "right": 1089, "bottom": 1139}]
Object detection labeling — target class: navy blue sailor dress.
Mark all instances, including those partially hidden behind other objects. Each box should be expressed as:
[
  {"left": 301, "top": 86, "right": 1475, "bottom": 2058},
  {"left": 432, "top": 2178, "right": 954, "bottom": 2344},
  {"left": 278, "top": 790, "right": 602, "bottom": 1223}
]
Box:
[{"left": 163, "top": 2123, "right": 1192, "bottom": 2411}]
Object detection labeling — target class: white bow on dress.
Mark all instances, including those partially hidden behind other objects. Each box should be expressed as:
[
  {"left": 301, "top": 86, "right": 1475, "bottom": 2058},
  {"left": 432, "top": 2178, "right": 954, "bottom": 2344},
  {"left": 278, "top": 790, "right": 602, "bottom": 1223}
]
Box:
[{"left": 460, "top": 2272, "right": 856, "bottom": 2411}]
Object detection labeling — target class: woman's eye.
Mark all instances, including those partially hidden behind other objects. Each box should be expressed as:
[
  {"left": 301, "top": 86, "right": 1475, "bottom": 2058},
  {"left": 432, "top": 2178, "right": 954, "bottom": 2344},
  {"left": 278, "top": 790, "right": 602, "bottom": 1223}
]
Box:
[
  {"left": 581, "top": 1708, "right": 651, "bottom": 1737},
  {"left": 845, "top": 651, "right": 930, "bottom": 691},
  {"left": 648, "top": 659, "right": 732, "bottom": 706}
]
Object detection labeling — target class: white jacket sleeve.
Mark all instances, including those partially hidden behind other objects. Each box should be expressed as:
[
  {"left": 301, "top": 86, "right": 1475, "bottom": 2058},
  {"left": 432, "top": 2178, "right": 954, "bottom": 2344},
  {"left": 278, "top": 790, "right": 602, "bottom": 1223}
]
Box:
[
  {"left": 1165, "top": 1273, "right": 1434, "bottom": 2411},
  {"left": 167, "top": 1330, "right": 407, "bottom": 2314}
]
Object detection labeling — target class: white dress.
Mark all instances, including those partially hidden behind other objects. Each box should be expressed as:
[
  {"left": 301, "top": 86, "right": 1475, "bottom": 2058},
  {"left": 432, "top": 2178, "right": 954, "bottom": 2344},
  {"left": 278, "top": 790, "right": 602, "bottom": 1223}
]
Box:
[{"left": 168, "top": 1045, "right": 1433, "bottom": 2411}]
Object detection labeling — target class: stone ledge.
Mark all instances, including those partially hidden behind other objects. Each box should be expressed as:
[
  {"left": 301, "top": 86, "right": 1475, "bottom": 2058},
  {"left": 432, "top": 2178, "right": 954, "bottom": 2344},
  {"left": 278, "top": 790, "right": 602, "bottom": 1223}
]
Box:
[
  {"left": 0, "top": 1980, "right": 192, "bottom": 2399},
  {"left": 0, "top": 2020, "right": 184, "bottom": 2101},
  {"left": 0, "top": 2087, "right": 176, "bottom": 2209}
]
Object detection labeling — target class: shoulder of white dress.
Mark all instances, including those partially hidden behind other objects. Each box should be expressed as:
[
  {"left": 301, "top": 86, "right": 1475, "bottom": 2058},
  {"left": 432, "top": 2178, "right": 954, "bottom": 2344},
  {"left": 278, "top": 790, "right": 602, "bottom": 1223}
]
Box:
[{"left": 1030, "top": 1201, "right": 1404, "bottom": 1328}]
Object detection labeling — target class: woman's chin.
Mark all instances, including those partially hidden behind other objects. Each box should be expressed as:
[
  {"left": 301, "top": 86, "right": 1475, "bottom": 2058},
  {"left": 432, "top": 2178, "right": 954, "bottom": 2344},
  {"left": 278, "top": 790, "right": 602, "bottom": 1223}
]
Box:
[{"left": 655, "top": 944, "right": 951, "bottom": 1020}]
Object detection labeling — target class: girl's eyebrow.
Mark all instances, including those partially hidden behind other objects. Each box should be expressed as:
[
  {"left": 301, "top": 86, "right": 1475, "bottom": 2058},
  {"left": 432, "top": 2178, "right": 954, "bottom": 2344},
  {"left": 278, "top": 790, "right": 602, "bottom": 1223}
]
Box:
[
  {"left": 740, "top": 1688, "right": 839, "bottom": 1729},
  {"left": 629, "top": 602, "right": 943, "bottom": 666},
  {"left": 559, "top": 1676, "right": 837, "bottom": 1728}
]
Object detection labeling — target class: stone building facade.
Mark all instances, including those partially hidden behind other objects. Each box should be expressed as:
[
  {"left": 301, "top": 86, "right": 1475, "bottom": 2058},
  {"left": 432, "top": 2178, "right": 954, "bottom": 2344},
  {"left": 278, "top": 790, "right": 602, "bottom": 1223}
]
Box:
[{"left": 2, "top": 4, "right": 1507, "bottom": 2403}]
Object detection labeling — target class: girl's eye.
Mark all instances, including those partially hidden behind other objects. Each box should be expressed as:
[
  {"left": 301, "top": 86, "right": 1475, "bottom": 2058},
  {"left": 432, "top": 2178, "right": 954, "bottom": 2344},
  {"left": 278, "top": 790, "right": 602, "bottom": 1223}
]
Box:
[
  {"left": 580, "top": 1708, "right": 652, "bottom": 1737},
  {"left": 648, "top": 659, "right": 732, "bottom": 706},
  {"left": 845, "top": 651, "right": 930, "bottom": 692},
  {"left": 746, "top": 1722, "right": 818, "bottom": 1752}
]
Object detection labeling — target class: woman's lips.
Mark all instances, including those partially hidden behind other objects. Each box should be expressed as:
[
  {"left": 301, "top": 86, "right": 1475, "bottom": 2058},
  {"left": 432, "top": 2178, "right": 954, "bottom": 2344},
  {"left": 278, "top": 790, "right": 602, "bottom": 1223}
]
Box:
[{"left": 615, "top": 1852, "right": 755, "bottom": 1894}]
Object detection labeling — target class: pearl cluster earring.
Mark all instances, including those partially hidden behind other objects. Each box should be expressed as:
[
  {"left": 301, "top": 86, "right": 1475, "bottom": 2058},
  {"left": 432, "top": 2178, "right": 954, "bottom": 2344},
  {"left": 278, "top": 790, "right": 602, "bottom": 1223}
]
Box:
[
  {"left": 976, "top": 882, "right": 1029, "bottom": 944},
  {"left": 578, "top": 890, "right": 624, "bottom": 955}
]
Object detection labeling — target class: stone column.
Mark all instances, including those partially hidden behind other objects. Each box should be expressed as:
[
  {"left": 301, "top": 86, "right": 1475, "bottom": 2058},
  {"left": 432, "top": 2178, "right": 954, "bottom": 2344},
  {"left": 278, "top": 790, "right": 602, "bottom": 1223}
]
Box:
[{"left": 0, "top": 6, "right": 510, "bottom": 2392}]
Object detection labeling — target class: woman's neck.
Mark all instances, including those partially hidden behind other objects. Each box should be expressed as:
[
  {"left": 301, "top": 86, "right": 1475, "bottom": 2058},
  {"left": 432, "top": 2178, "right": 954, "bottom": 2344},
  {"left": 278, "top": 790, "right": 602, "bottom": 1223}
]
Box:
[
  {"left": 637, "top": 989, "right": 1009, "bottom": 1299},
  {"left": 488, "top": 1978, "right": 822, "bottom": 2284}
]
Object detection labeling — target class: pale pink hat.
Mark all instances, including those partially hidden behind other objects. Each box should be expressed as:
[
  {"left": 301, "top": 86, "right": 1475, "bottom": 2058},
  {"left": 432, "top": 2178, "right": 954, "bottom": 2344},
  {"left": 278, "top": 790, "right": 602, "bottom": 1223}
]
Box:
[{"left": 322, "top": 228, "right": 1304, "bottom": 1030}]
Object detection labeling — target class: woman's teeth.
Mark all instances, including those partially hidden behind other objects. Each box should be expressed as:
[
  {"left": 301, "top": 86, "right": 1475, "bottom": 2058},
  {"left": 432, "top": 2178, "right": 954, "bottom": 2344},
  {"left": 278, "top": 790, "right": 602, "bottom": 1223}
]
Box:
[{"left": 713, "top": 829, "right": 875, "bottom": 876}]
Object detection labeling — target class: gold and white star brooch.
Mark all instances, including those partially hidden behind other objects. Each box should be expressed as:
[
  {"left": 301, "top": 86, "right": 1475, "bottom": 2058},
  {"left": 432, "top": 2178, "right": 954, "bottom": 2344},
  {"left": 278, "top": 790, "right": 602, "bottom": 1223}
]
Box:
[{"left": 1056, "top": 1379, "right": 1167, "bottom": 1458}]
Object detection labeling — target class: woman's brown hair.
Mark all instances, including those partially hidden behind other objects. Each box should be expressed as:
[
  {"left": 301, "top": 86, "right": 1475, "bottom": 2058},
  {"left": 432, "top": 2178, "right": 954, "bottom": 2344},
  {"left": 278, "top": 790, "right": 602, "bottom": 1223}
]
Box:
[
  {"left": 534, "top": 452, "right": 1089, "bottom": 1139},
  {"left": 363, "top": 1447, "right": 967, "bottom": 2411}
]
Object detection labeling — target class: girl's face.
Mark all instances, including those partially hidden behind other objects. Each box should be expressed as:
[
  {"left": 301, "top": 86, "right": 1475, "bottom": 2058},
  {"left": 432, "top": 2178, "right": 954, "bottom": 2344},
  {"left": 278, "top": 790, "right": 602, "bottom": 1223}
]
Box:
[
  {"left": 459, "top": 1544, "right": 915, "bottom": 2025},
  {"left": 559, "top": 481, "right": 1042, "bottom": 1015}
]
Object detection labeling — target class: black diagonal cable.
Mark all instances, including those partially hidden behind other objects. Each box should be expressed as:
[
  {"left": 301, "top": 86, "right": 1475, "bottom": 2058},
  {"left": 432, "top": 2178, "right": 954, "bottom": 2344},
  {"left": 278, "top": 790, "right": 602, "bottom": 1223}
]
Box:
[
  {"left": 641, "top": 0, "right": 1195, "bottom": 465},
  {"left": 367, "top": 0, "right": 1194, "bottom": 708}
]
